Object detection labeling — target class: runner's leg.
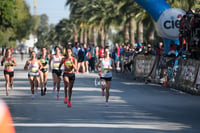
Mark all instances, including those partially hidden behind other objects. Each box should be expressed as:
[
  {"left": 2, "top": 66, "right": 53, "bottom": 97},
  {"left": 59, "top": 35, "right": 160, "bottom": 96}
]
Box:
[
  {"left": 43, "top": 71, "right": 48, "bottom": 94},
  {"left": 105, "top": 81, "right": 111, "bottom": 103},
  {"left": 63, "top": 76, "right": 69, "bottom": 103},
  {"left": 4, "top": 74, "right": 9, "bottom": 96}
]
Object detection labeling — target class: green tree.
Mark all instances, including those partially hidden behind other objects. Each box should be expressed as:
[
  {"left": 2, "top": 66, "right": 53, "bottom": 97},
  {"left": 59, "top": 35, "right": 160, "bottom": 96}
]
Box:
[
  {"left": 0, "top": 0, "right": 35, "bottom": 47},
  {"left": 35, "top": 14, "right": 50, "bottom": 48}
]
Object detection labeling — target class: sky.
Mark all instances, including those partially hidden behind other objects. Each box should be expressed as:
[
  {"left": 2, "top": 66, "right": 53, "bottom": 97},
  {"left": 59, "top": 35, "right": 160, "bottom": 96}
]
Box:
[{"left": 25, "top": 0, "right": 70, "bottom": 25}]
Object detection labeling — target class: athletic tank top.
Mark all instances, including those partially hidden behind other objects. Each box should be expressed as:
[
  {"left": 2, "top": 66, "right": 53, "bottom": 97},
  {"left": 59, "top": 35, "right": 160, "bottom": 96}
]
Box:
[
  {"left": 101, "top": 58, "right": 112, "bottom": 77},
  {"left": 28, "top": 61, "right": 39, "bottom": 73},
  {"left": 52, "top": 55, "right": 62, "bottom": 70}
]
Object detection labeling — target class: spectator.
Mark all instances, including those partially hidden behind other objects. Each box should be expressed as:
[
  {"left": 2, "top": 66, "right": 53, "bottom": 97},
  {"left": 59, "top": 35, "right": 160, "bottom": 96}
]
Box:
[
  {"left": 89, "top": 44, "right": 95, "bottom": 72},
  {"left": 99, "top": 45, "right": 104, "bottom": 59},
  {"left": 168, "top": 41, "right": 177, "bottom": 57},
  {"left": 72, "top": 43, "right": 78, "bottom": 58},
  {"left": 115, "top": 43, "right": 120, "bottom": 70},
  {"left": 77, "top": 45, "right": 85, "bottom": 73}
]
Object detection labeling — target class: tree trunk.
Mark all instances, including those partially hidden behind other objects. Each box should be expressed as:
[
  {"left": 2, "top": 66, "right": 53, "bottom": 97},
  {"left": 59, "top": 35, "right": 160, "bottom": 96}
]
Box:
[
  {"left": 73, "top": 25, "right": 78, "bottom": 43},
  {"left": 93, "top": 27, "right": 97, "bottom": 46},
  {"left": 124, "top": 23, "right": 129, "bottom": 43},
  {"left": 84, "top": 28, "right": 87, "bottom": 44},
  {"left": 137, "top": 20, "right": 143, "bottom": 43},
  {"left": 129, "top": 16, "right": 135, "bottom": 46},
  {"left": 101, "top": 27, "right": 105, "bottom": 46},
  {"left": 88, "top": 27, "right": 93, "bottom": 44},
  {"left": 104, "top": 26, "right": 108, "bottom": 46},
  {"left": 80, "top": 28, "right": 84, "bottom": 44},
  {"left": 148, "top": 29, "right": 155, "bottom": 42}
]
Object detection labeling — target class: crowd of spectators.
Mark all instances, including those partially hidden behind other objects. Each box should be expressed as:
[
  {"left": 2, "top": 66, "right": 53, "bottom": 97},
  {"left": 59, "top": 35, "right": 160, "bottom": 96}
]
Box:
[
  {"left": 68, "top": 41, "right": 165, "bottom": 74},
  {"left": 179, "top": 8, "right": 200, "bottom": 59}
]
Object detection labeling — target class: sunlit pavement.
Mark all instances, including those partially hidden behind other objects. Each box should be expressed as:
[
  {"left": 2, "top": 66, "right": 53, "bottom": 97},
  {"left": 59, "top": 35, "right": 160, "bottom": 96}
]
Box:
[{"left": 1, "top": 54, "right": 200, "bottom": 133}]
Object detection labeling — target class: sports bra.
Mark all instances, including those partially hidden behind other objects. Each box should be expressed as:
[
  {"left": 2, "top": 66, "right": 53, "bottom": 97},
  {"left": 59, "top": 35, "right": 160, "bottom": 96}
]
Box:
[
  {"left": 39, "top": 56, "right": 49, "bottom": 66},
  {"left": 64, "top": 58, "right": 74, "bottom": 67},
  {"left": 4, "top": 58, "right": 13, "bottom": 67}
]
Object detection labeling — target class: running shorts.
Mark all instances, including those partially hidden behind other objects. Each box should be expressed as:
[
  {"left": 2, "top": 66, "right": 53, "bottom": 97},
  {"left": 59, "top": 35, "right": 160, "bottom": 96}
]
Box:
[
  {"left": 52, "top": 69, "right": 62, "bottom": 77},
  {"left": 4, "top": 70, "right": 14, "bottom": 77},
  {"left": 63, "top": 72, "right": 75, "bottom": 81},
  {"left": 100, "top": 77, "right": 112, "bottom": 81}
]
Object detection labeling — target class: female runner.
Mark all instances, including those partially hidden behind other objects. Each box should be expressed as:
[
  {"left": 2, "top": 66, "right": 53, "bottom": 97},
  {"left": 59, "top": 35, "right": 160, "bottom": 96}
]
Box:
[
  {"left": 38, "top": 47, "right": 50, "bottom": 96},
  {"left": 24, "top": 51, "right": 43, "bottom": 99},
  {"left": 96, "top": 46, "right": 115, "bottom": 107},
  {"left": 59, "top": 48, "right": 77, "bottom": 107},
  {"left": 49, "top": 46, "right": 64, "bottom": 99},
  {"left": 1, "top": 48, "right": 17, "bottom": 96}
]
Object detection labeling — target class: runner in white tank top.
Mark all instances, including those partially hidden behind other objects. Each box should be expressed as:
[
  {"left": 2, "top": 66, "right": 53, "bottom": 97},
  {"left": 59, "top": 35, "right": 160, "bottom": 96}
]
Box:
[
  {"left": 49, "top": 46, "right": 64, "bottom": 99},
  {"left": 96, "top": 46, "right": 115, "bottom": 107},
  {"left": 24, "top": 51, "right": 43, "bottom": 99}
]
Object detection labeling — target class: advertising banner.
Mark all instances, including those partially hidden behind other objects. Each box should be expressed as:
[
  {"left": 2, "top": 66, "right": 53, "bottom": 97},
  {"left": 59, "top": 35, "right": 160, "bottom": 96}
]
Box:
[
  {"left": 177, "top": 59, "right": 200, "bottom": 87},
  {"left": 133, "top": 55, "right": 156, "bottom": 78}
]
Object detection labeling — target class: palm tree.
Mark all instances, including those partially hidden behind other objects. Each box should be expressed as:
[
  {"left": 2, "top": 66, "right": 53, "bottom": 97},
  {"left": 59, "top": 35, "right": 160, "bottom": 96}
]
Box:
[{"left": 167, "top": 0, "right": 200, "bottom": 10}]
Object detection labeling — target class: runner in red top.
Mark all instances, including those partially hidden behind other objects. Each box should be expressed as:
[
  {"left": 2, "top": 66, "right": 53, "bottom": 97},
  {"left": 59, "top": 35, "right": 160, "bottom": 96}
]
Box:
[{"left": 59, "top": 48, "right": 77, "bottom": 107}]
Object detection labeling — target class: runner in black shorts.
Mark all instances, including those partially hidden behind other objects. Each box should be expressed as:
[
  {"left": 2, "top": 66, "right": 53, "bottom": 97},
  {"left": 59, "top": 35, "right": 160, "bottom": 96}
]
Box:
[
  {"left": 59, "top": 48, "right": 77, "bottom": 107},
  {"left": 38, "top": 47, "right": 50, "bottom": 96},
  {"left": 96, "top": 47, "right": 115, "bottom": 107},
  {"left": 49, "top": 46, "right": 64, "bottom": 99},
  {"left": 1, "top": 48, "right": 17, "bottom": 96}
]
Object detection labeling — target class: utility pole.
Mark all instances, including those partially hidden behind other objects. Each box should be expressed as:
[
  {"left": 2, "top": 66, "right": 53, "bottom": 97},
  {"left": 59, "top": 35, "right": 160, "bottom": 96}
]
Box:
[
  {"left": 34, "top": 0, "right": 37, "bottom": 15},
  {"left": 33, "top": 0, "right": 37, "bottom": 45}
]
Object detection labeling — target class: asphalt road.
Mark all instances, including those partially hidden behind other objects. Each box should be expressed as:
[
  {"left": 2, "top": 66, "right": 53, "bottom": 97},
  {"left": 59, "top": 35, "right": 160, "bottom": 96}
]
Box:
[{"left": 1, "top": 54, "right": 200, "bottom": 133}]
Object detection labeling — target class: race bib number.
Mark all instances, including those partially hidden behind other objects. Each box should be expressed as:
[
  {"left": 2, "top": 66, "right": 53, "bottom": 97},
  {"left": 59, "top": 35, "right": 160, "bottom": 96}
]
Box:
[
  {"left": 30, "top": 68, "right": 37, "bottom": 73},
  {"left": 104, "top": 68, "right": 110, "bottom": 73},
  {"left": 65, "top": 61, "right": 72, "bottom": 67},
  {"left": 53, "top": 63, "right": 59, "bottom": 68}
]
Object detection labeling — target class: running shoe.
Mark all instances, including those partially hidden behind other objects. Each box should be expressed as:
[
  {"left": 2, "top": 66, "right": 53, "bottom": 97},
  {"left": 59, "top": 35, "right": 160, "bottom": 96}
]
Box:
[
  {"left": 35, "top": 88, "right": 38, "bottom": 94},
  {"left": 31, "top": 94, "right": 35, "bottom": 100},
  {"left": 41, "top": 90, "right": 44, "bottom": 96},
  {"left": 52, "top": 88, "right": 55, "bottom": 92},
  {"left": 44, "top": 88, "right": 47, "bottom": 95},
  {"left": 67, "top": 101, "right": 71, "bottom": 107},
  {"left": 6, "top": 91, "right": 9, "bottom": 96},
  {"left": 105, "top": 102, "right": 109, "bottom": 107},
  {"left": 64, "top": 97, "right": 68, "bottom": 104},
  {"left": 56, "top": 94, "right": 59, "bottom": 99}
]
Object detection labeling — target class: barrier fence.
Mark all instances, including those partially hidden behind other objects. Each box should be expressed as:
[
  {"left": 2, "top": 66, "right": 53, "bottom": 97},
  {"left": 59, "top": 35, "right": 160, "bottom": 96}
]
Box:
[{"left": 129, "top": 55, "right": 200, "bottom": 95}]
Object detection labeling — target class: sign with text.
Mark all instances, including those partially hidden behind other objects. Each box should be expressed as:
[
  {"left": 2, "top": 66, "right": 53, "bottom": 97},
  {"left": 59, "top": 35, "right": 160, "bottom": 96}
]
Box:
[{"left": 133, "top": 55, "right": 156, "bottom": 77}]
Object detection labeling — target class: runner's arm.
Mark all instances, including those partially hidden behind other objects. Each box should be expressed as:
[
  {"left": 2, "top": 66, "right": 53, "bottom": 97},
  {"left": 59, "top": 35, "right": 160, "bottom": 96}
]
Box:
[
  {"left": 49, "top": 56, "right": 53, "bottom": 70},
  {"left": 38, "top": 60, "right": 43, "bottom": 71},
  {"left": 24, "top": 61, "right": 29, "bottom": 70},
  {"left": 12, "top": 57, "right": 17, "bottom": 66},
  {"left": 1, "top": 57, "right": 5, "bottom": 66},
  {"left": 72, "top": 58, "right": 77, "bottom": 71},
  {"left": 58, "top": 58, "right": 64, "bottom": 71}
]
